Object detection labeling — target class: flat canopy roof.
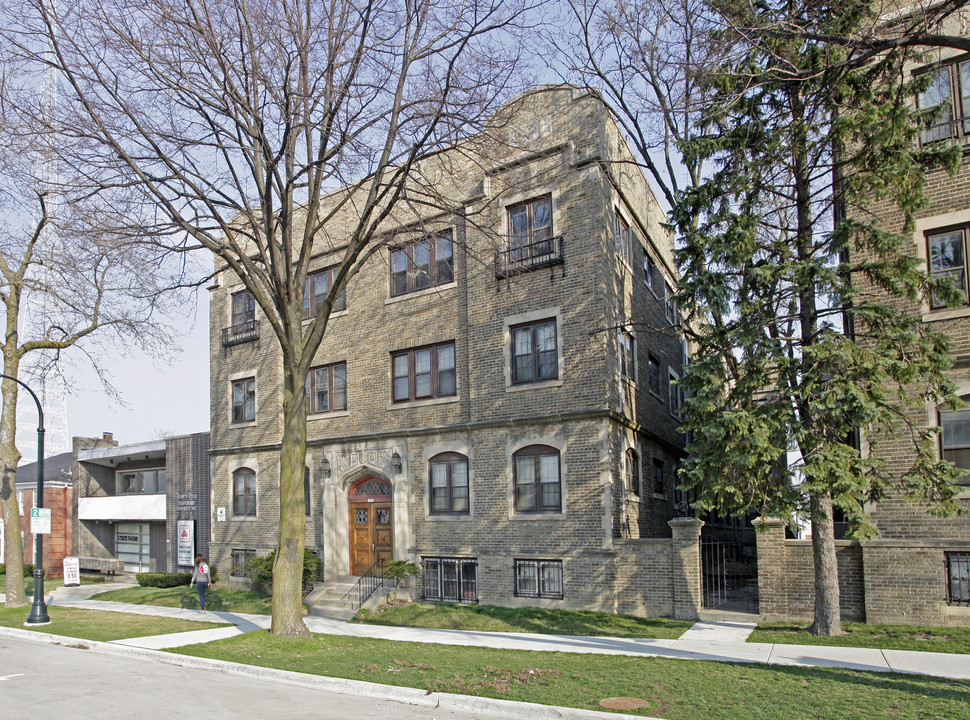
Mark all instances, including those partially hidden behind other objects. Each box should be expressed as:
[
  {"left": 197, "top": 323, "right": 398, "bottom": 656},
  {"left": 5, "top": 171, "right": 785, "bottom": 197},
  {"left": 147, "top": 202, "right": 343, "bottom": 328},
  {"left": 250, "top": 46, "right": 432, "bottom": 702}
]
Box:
[{"left": 77, "top": 440, "right": 166, "bottom": 467}]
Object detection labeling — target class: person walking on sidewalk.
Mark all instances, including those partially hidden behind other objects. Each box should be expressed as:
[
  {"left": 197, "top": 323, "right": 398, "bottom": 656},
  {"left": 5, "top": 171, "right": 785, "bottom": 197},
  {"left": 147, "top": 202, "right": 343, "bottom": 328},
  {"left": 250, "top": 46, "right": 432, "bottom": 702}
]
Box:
[{"left": 190, "top": 554, "right": 212, "bottom": 612}]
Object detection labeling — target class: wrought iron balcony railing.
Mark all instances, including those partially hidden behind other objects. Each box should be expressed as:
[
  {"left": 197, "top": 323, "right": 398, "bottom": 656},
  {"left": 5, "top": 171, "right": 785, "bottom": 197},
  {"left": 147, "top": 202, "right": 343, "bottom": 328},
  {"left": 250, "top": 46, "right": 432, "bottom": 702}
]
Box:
[
  {"left": 495, "top": 235, "right": 565, "bottom": 280},
  {"left": 221, "top": 319, "right": 259, "bottom": 347}
]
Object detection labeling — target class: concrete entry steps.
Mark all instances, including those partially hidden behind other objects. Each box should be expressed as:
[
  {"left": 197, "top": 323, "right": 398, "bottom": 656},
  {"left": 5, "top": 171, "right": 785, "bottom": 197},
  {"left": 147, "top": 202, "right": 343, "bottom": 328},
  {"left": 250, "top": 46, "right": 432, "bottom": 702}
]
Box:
[{"left": 305, "top": 576, "right": 371, "bottom": 621}]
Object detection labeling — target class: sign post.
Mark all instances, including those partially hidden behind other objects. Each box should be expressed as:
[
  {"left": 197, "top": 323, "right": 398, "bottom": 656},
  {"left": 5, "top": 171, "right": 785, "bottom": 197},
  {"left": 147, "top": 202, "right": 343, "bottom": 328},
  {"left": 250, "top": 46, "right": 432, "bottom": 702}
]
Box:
[{"left": 177, "top": 520, "right": 195, "bottom": 567}]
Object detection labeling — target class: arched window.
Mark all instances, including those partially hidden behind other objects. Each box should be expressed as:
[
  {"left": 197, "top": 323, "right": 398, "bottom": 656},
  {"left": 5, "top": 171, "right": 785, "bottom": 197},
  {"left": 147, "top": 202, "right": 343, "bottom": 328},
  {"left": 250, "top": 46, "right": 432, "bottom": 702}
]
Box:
[
  {"left": 429, "top": 453, "right": 469, "bottom": 514},
  {"left": 624, "top": 448, "right": 639, "bottom": 495},
  {"left": 233, "top": 468, "right": 256, "bottom": 516},
  {"left": 513, "top": 445, "right": 561, "bottom": 513}
]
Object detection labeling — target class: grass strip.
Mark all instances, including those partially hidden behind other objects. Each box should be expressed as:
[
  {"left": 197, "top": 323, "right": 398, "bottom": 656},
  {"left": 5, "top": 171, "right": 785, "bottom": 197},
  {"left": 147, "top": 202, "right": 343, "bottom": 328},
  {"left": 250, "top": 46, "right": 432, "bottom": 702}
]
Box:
[
  {"left": 92, "top": 585, "right": 274, "bottom": 615},
  {"left": 0, "top": 576, "right": 106, "bottom": 595},
  {"left": 0, "top": 605, "right": 225, "bottom": 642},
  {"left": 173, "top": 630, "right": 970, "bottom": 720},
  {"left": 354, "top": 601, "right": 692, "bottom": 639},
  {"left": 750, "top": 622, "right": 970, "bottom": 655}
]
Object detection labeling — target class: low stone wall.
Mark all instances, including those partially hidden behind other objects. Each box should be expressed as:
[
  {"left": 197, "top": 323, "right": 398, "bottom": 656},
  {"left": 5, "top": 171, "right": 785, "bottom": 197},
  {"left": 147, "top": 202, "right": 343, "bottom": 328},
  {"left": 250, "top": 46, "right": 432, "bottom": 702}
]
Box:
[
  {"left": 755, "top": 518, "right": 865, "bottom": 623},
  {"left": 613, "top": 517, "right": 704, "bottom": 620},
  {"left": 776, "top": 540, "right": 865, "bottom": 623},
  {"left": 863, "top": 540, "right": 970, "bottom": 628},
  {"left": 756, "top": 519, "right": 970, "bottom": 627},
  {"left": 613, "top": 539, "right": 674, "bottom": 618}
]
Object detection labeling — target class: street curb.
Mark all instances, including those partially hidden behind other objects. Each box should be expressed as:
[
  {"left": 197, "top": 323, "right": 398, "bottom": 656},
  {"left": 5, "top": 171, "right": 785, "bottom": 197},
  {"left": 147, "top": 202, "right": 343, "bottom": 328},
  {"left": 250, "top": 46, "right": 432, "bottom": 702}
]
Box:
[{"left": 0, "top": 626, "right": 660, "bottom": 720}]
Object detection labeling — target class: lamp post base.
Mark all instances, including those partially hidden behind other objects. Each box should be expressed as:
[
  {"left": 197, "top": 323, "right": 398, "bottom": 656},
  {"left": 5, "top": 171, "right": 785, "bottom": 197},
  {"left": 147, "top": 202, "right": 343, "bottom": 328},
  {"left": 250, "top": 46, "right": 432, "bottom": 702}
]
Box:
[{"left": 24, "top": 568, "right": 50, "bottom": 625}]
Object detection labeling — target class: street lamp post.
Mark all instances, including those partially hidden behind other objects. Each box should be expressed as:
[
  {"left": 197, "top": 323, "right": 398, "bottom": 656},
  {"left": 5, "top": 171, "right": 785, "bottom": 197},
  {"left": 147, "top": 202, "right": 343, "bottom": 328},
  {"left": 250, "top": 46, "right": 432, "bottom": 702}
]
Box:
[{"left": 1, "top": 373, "right": 50, "bottom": 624}]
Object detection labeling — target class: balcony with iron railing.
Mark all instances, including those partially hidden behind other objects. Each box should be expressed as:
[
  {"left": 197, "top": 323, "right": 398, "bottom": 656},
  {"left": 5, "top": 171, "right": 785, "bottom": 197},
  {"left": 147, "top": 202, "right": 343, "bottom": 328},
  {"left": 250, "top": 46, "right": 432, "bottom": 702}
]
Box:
[
  {"left": 495, "top": 236, "right": 565, "bottom": 281},
  {"left": 221, "top": 319, "right": 259, "bottom": 348}
]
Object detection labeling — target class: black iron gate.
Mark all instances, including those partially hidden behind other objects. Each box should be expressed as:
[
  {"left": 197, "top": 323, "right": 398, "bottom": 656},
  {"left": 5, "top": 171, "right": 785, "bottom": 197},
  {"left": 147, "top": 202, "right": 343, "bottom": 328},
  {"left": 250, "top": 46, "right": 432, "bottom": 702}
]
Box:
[{"left": 701, "top": 538, "right": 759, "bottom": 613}]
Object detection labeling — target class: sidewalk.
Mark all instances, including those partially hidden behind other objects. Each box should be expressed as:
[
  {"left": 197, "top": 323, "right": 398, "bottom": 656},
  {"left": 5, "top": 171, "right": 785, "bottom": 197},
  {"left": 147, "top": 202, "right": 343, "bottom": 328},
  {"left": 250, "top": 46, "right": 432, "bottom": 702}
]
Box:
[{"left": 39, "top": 583, "right": 970, "bottom": 681}]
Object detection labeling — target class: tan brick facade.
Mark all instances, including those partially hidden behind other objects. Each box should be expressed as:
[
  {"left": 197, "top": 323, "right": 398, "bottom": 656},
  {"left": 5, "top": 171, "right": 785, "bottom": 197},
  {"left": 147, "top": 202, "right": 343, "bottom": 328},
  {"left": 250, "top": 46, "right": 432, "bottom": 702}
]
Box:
[{"left": 207, "top": 87, "right": 695, "bottom": 614}]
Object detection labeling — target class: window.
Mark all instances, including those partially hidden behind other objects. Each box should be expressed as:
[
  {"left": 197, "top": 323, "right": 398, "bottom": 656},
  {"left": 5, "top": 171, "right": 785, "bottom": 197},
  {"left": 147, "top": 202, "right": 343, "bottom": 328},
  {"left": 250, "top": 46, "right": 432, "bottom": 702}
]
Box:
[
  {"left": 232, "top": 377, "right": 256, "bottom": 423},
  {"left": 231, "top": 290, "right": 255, "bottom": 329},
  {"left": 231, "top": 549, "right": 255, "bottom": 578},
  {"left": 429, "top": 452, "right": 469, "bottom": 514},
  {"left": 647, "top": 355, "right": 661, "bottom": 395},
  {"left": 514, "top": 559, "right": 563, "bottom": 599},
  {"left": 624, "top": 448, "right": 639, "bottom": 495},
  {"left": 116, "top": 469, "right": 167, "bottom": 494},
  {"left": 947, "top": 552, "right": 970, "bottom": 605},
  {"left": 613, "top": 209, "right": 634, "bottom": 266},
  {"left": 390, "top": 231, "right": 454, "bottom": 297},
  {"left": 508, "top": 196, "right": 553, "bottom": 261},
  {"left": 423, "top": 557, "right": 477, "bottom": 602},
  {"left": 391, "top": 342, "right": 456, "bottom": 402},
  {"left": 511, "top": 319, "right": 558, "bottom": 384},
  {"left": 306, "top": 362, "right": 347, "bottom": 414},
  {"left": 644, "top": 253, "right": 657, "bottom": 293},
  {"left": 939, "top": 399, "right": 970, "bottom": 485},
  {"left": 669, "top": 370, "right": 683, "bottom": 419},
  {"left": 665, "top": 282, "right": 680, "bottom": 326},
  {"left": 233, "top": 468, "right": 256, "bottom": 516},
  {"left": 653, "top": 458, "right": 664, "bottom": 495},
  {"left": 304, "top": 467, "right": 311, "bottom": 516},
  {"left": 917, "top": 58, "right": 970, "bottom": 144},
  {"left": 304, "top": 265, "right": 346, "bottom": 319},
  {"left": 619, "top": 331, "right": 635, "bottom": 380},
  {"left": 928, "top": 225, "right": 969, "bottom": 308},
  {"left": 513, "top": 445, "right": 561, "bottom": 513}
]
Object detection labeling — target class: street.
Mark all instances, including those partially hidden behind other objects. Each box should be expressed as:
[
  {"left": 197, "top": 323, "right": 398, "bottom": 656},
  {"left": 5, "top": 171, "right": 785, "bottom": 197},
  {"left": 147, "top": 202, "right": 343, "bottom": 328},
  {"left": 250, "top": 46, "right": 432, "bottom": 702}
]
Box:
[{"left": 0, "top": 635, "right": 534, "bottom": 720}]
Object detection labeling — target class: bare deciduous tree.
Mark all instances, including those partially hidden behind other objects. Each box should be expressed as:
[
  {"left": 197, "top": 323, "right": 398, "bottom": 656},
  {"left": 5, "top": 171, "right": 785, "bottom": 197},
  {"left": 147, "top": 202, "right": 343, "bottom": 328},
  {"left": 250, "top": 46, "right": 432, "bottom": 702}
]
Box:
[
  {"left": 0, "top": 48, "right": 185, "bottom": 607},
  {"left": 7, "top": 0, "right": 534, "bottom": 635}
]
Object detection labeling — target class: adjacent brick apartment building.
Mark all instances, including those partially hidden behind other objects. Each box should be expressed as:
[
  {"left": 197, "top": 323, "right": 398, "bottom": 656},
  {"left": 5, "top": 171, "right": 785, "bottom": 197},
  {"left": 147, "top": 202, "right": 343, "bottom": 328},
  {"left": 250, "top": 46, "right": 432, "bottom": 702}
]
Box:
[
  {"left": 207, "top": 87, "right": 693, "bottom": 614},
  {"left": 756, "top": 7, "right": 970, "bottom": 627}
]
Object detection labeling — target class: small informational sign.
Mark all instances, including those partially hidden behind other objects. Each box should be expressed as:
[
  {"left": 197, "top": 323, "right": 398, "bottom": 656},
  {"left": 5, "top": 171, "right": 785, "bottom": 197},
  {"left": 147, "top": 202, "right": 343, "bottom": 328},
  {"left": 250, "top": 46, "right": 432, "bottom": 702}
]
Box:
[
  {"left": 177, "top": 519, "right": 195, "bottom": 566},
  {"left": 216, "top": 507, "right": 226, "bottom": 522},
  {"left": 30, "top": 507, "right": 52, "bottom": 535},
  {"left": 63, "top": 557, "right": 81, "bottom": 587}
]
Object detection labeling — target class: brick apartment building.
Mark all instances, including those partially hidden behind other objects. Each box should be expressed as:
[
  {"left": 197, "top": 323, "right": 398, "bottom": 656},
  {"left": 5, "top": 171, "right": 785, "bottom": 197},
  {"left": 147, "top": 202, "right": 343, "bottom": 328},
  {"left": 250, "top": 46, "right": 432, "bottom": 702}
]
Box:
[
  {"left": 755, "top": 7, "right": 970, "bottom": 627},
  {"left": 1, "top": 450, "right": 73, "bottom": 578},
  {"left": 206, "top": 87, "right": 695, "bottom": 614}
]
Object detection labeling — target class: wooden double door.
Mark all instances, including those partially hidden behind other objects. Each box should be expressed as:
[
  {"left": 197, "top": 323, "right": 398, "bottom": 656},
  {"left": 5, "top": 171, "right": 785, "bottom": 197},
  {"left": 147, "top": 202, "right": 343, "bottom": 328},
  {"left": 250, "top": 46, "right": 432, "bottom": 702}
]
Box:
[{"left": 349, "top": 476, "right": 393, "bottom": 575}]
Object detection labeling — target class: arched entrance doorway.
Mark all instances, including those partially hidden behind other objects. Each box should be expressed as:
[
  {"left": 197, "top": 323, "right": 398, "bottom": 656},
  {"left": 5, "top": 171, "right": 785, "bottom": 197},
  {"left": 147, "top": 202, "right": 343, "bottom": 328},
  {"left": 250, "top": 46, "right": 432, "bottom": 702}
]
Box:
[{"left": 348, "top": 476, "right": 393, "bottom": 575}]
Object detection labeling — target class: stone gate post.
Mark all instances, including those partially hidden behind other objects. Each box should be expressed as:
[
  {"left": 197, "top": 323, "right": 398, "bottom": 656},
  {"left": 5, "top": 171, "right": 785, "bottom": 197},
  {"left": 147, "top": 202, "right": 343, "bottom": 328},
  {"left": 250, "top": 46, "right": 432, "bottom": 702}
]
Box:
[
  {"left": 752, "top": 516, "right": 788, "bottom": 622},
  {"left": 668, "top": 517, "right": 704, "bottom": 620}
]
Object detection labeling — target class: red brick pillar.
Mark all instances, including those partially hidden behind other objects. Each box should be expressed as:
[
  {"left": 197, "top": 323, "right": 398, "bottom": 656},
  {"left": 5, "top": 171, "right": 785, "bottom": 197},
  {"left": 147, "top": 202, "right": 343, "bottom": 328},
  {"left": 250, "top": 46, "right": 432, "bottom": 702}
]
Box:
[
  {"left": 753, "top": 517, "right": 788, "bottom": 622},
  {"left": 669, "top": 517, "right": 704, "bottom": 620}
]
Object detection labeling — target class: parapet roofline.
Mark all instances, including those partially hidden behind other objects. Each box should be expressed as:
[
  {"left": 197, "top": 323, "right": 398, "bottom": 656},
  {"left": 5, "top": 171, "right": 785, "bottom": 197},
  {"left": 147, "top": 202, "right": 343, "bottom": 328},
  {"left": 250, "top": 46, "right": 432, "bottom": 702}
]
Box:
[{"left": 77, "top": 440, "right": 167, "bottom": 466}]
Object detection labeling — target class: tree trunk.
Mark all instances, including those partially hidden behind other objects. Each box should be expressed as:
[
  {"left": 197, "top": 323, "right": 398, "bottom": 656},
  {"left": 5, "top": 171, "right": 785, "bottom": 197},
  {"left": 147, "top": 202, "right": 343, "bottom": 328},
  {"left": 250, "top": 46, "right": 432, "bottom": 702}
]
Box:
[
  {"left": 1, "top": 364, "right": 28, "bottom": 608},
  {"left": 270, "top": 362, "right": 310, "bottom": 638},
  {"left": 810, "top": 490, "right": 843, "bottom": 636}
]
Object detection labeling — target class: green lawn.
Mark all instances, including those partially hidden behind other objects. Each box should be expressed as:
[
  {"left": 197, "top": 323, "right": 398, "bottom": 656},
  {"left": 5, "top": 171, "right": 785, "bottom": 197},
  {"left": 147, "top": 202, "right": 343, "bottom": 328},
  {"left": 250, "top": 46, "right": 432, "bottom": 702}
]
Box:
[
  {"left": 91, "top": 584, "right": 276, "bottom": 615},
  {"left": 0, "top": 605, "right": 224, "bottom": 642},
  {"left": 354, "top": 601, "right": 692, "bottom": 639},
  {"left": 174, "top": 631, "right": 970, "bottom": 720},
  {"left": 0, "top": 575, "right": 105, "bottom": 595},
  {"left": 750, "top": 622, "right": 970, "bottom": 654}
]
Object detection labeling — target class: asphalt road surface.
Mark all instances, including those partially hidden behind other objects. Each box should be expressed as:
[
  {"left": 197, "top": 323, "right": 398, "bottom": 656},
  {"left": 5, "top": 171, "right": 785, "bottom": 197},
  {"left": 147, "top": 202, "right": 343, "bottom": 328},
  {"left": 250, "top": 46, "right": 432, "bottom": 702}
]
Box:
[{"left": 0, "top": 634, "right": 528, "bottom": 720}]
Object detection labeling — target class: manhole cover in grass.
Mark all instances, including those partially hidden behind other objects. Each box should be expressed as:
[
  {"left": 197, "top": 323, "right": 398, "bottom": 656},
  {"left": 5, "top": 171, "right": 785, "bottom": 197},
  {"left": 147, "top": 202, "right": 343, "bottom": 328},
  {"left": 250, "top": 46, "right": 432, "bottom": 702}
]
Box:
[{"left": 600, "top": 697, "right": 651, "bottom": 711}]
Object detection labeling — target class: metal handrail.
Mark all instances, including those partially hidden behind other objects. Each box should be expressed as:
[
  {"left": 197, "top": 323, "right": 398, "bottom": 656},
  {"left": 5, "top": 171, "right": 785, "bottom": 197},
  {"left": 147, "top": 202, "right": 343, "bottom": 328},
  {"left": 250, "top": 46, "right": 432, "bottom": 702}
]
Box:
[{"left": 340, "top": 558, "right": 387, "bottom": 611}]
